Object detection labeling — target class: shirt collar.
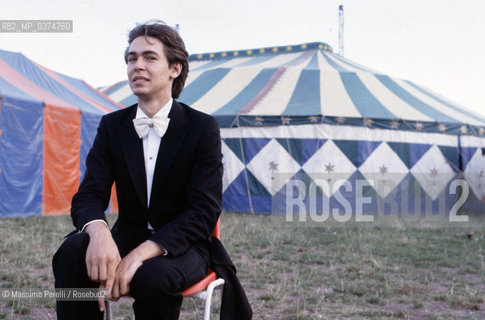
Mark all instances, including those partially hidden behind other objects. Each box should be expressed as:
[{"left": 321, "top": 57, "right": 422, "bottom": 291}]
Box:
[{"left": 135, "top": 98, "right": 173, "bottom": 119}]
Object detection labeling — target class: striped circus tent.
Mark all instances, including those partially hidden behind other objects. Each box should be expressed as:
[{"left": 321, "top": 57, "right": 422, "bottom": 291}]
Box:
[
  {"left": 106, "top": 42, "right": 485, "bottom": 216},
  {"left": 0, "top": 49, "right": 123, "bottom": 217}
]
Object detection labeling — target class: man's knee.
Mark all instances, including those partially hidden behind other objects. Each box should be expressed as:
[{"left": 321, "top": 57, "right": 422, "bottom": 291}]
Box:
[
  {"left": 52, "top": 232, "right": 90, "bottom": 279},
  {"left": 130, "top": 258, "right": 182, "bottom": 301}
]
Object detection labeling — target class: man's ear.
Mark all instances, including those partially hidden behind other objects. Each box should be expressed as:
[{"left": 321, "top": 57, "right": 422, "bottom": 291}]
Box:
[{"left": 170, "top": 62, "right": 182, "bottom": 79}]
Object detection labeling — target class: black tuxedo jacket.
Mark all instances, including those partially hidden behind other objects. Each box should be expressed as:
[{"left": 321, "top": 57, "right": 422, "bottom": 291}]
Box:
[
  {"left": 71, "top": 100, "right": 222, "bottom": 256},
  {"left": 70, "top": 100, "right": 252, "bottom": 319}
]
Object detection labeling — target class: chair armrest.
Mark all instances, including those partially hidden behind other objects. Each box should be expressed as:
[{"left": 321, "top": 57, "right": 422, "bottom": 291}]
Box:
[{"left": 182, "top": 271, "right": 217, "bottom": 296}]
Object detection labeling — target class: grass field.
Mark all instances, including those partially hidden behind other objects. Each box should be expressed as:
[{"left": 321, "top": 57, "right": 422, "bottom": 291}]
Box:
[{"left": 1, "top": 212, "right": 485, "bottom": 319}]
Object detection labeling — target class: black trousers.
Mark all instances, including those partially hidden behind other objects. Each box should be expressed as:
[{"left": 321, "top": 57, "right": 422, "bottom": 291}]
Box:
[{"left": 52, "top": 231, "right": 210, "bottom": 320}]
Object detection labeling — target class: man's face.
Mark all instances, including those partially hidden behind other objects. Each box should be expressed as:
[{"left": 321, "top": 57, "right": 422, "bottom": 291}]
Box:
[{"left": 126, "top": 36, "right": 180, "bottom": 101}]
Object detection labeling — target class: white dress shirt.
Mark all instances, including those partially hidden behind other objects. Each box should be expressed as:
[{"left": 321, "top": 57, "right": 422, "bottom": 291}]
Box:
[
  {"left": 82, "top": 99, "right": 172, "bottom": 240},
  {"left": 135, "top": 98, "right": 172, "bottom": 206}
]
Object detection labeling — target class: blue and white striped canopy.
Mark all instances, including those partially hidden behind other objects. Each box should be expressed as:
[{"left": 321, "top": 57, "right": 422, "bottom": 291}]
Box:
[
  {"left": 102, "top": 42, "right": 485, "bottom": 214},
  {"left": 104, "top": 42, "right": 485, "bottom": 135}
]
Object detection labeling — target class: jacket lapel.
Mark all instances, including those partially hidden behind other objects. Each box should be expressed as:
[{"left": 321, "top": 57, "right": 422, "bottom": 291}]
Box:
[
  {"left": 149, "top": 101, "right": 189, "bottom": 208},
  {"left": 118, "top": 105, "right": 148, "bottom": 208}
]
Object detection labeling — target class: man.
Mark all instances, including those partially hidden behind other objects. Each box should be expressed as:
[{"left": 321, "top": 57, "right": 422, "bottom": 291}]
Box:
[{"left": 53, "top": 21, "right": 251, "bottom": 320}]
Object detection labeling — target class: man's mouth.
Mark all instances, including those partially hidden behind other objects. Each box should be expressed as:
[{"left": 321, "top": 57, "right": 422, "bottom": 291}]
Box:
[{"left": 132, "top": 76, "right": 149, "bottom": 84}]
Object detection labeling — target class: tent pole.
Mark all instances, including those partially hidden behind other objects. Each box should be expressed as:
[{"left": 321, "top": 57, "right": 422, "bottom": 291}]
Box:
[{"left": 236, "top": 115, "right": 254, "bottom": 214}]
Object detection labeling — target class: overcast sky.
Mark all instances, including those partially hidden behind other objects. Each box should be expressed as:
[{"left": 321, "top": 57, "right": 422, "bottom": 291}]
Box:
[{"left": 1, "top": 0, "right": 484, "bottom": 116}]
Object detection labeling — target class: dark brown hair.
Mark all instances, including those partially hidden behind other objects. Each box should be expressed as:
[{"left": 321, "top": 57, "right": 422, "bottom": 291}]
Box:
[{"left": 125, "top": 20, "right": 189, "bottom": 99}]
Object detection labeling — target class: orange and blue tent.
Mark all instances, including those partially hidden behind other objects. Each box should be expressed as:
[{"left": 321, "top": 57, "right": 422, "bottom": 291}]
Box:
[{"left": 0, "top": 49, "right": 123, "bottom": 217}]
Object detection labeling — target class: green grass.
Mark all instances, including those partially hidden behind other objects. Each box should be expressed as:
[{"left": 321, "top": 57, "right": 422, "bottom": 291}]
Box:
[{"left": 1, "top": 212, "right": 485, "bottom": 319}]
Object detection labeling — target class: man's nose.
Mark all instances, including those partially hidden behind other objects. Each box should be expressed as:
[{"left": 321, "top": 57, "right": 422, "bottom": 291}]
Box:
[{"left": 133, "top": 58, "right": 145, "bottom": 70}]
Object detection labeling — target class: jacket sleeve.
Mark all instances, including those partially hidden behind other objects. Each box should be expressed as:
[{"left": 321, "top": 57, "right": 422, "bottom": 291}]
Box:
[
  {"left": 71, "top": 116, "right": 115, "bottom": 230},
  {"left": 149, "top": 116, "right": 223, "bottom": 256}
]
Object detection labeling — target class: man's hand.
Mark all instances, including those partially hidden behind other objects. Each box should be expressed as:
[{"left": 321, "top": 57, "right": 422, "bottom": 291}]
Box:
[
  {"left": 109, "top": 250, "right": 143, "bottom": 301},
  {"left": 110, "top": 240, "right": 165, "bottom": 301},
  {"left": 84, "top": 221, "right": 121, "bottom": 312}
]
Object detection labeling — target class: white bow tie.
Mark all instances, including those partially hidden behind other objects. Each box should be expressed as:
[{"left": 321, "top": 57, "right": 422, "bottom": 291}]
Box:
[{"left": 133, "top": 117, "right": 170, "bottom": 139}]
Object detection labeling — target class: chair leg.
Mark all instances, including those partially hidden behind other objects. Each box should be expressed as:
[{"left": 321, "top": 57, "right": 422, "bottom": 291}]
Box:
[
  {"left": 105, "top": 299, "right": 112, "bottom": 320},
  {"left": 202, "top": 278, "right": 225, "bottom": 320}
]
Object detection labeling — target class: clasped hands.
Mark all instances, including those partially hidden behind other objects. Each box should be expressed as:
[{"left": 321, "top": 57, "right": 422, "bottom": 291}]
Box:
[{"left": 84, "top": 221, "right": 164, "bottom": 312}]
